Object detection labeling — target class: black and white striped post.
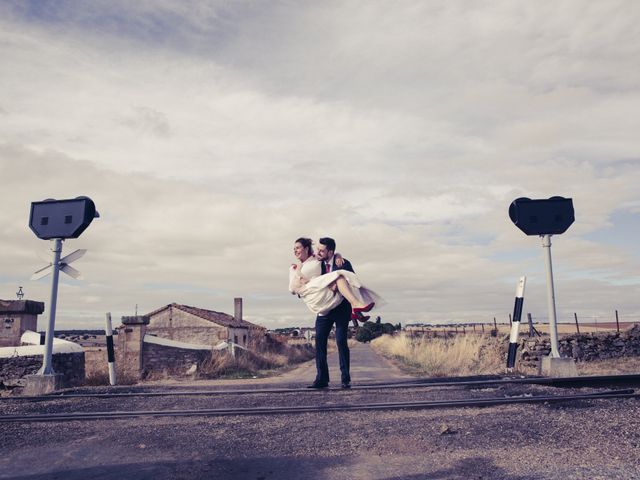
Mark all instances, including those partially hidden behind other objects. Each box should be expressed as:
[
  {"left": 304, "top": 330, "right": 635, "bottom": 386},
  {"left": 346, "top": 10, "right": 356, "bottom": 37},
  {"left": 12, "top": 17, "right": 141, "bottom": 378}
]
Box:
[
  {"left": 105, "top": 312, "right": 117, "bottom": 385},
  {"left": 506, "top": 276, "right": 526, "bottom": 371}
]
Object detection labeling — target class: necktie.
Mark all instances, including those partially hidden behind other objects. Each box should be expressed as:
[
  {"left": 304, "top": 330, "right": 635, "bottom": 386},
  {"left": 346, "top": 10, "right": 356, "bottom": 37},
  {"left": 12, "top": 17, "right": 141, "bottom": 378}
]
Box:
[{"left": 326, "top": 262, "right": 331, "bottom": 273}]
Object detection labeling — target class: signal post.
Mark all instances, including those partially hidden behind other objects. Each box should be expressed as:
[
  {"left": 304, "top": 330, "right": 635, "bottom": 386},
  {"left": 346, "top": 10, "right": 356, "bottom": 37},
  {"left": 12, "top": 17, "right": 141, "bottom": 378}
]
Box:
[
  {"left": 24, "top": 197, "right": 99, "bottom": 395},
  {"left": 509, "top": 196, "right": 578, "bottom": 377}
]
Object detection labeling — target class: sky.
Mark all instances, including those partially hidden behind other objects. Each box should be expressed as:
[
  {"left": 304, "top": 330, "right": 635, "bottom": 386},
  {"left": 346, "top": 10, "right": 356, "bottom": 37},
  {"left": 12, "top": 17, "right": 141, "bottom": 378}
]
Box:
[{"left": 1, "top": 0, "right": 639, "bottom": 330}]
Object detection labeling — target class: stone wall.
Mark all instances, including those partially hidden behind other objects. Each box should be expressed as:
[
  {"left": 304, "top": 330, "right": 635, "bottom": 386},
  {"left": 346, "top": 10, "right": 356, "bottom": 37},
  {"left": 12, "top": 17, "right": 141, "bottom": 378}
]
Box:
[
  {"left": 0, "top": 352, "right": 85, "bottom": 388},
  {"left": 141, "top": 342, "right": 210, "bottom": 376},
  {"left": 515, "top": 325, "right": 640, "bottom": 368}
]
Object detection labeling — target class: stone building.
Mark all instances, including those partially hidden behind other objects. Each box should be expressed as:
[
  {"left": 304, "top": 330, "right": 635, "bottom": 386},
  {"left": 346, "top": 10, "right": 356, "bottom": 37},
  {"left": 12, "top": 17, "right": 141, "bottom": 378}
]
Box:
[
  {"left": 145, "top": 298, "right": 264, "bottom": 348},
  {"left": 0, "top": 299, "right": 45, "bottom": 347},
  {"left": 117, "top": 298, "right": 265, "bottom": 378},
  {"left": 0, "top": 299, "right": 84, "bottom": 389}
]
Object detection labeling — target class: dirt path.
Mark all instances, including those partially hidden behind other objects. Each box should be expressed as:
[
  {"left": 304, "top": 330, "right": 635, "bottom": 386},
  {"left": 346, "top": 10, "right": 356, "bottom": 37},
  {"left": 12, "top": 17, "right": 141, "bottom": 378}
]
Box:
[
  {"left": 274, "top": 341, "right": 415, "bottom": 385},
  {"left": 148, "top": 341, "right": 414, "bottom": 388}
]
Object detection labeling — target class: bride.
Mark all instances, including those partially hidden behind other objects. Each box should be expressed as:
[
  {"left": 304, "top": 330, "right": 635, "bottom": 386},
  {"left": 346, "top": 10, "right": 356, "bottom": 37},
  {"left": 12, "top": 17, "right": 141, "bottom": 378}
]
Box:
[{"left": 288, "top": 237, "right": 380, "bottom": 320}]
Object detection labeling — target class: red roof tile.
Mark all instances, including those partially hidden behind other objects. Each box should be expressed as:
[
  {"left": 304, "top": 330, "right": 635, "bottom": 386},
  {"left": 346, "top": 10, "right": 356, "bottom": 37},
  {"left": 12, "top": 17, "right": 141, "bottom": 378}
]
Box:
[{"left": 146, "top": 303, "right": 262, "bottom": 329}]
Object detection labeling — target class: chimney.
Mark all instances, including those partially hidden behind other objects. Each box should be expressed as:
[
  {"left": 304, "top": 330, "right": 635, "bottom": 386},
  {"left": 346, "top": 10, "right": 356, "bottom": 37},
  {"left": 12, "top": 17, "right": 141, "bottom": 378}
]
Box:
[{"left": 234, "top": 297, "right": 243, "bottom": 322}]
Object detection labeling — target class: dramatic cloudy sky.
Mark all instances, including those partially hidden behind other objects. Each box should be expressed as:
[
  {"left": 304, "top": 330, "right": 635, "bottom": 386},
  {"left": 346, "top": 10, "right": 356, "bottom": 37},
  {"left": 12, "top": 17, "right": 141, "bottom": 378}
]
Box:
[{"left": 1, "top": 1, "right": 639, "bottom": 330}]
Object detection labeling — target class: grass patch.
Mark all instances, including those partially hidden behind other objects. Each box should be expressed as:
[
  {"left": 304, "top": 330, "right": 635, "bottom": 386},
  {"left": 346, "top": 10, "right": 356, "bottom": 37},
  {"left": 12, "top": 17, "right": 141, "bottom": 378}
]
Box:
[
  {"left": 575, "top": 356, "right": 640, "bottom": 375},
  {"left": 371, "top": 333, "right": 504, "bottom": 377}
]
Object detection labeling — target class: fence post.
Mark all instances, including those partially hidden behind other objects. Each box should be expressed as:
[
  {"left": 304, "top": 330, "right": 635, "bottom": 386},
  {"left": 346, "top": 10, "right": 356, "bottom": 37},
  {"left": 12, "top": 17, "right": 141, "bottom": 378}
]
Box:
[
  {"left": 574, "top": 312, "right": 580, "bottom": 334},
  {"left": 509, "top": 314, "right": 512, "bottom": 327},
  {"left": 473, "top": 324, "right": 476, "bottom": 333},
  {"left": 105, "top": 312, "right": 117, "bottom": 386},
  {"left": 507, "top": 276, "right": 526, "bottom": 371},
  {"left": 527, "top": 313, "right": 534, "bottom": 337},
  {"left": 615, "top": 310, "right": 620, "bottom": 333},
  {"left": 463, "top": 326, "right": 466, "bottom": 335},
  {"left": 481, "top": 323, "right": 485, "bottom": 333},
  {"left": 493, "top": 317, "right": 498, "bottom": 334}
]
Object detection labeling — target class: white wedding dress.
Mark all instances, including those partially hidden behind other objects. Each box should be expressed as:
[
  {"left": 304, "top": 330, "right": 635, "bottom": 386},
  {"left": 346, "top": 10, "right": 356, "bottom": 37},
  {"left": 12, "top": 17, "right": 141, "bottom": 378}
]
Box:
[{"left": 288, "top": 257, "right": 381, "bottom": 316}]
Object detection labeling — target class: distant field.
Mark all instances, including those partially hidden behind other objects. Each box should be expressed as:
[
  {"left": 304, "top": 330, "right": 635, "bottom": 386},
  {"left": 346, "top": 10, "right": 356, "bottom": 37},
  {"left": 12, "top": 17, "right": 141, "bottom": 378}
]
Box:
[{"left": 406, "top": 321, "right": 638, "bottom": 336}]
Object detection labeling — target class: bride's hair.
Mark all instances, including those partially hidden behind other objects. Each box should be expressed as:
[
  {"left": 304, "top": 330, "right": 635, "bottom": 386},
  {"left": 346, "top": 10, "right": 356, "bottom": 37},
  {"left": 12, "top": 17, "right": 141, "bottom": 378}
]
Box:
[{"left": 295, "top": 237, "right": 314, "bottom": 256}]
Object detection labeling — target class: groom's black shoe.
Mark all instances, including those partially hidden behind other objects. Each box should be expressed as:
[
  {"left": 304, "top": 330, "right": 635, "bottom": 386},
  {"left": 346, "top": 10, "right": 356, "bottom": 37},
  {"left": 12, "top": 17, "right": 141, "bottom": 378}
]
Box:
[
  {"left": 307, "top": 382, "right": 328, "bottom": 389},
  {"left": 341, "top": 382, "right": 351, "bottom": 389}
]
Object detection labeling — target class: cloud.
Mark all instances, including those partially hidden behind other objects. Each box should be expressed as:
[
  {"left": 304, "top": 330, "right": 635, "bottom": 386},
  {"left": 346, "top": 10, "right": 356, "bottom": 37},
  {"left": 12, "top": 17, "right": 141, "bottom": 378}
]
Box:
[{"left": 1, "top": 1, "right": 639, "bottom": 329}]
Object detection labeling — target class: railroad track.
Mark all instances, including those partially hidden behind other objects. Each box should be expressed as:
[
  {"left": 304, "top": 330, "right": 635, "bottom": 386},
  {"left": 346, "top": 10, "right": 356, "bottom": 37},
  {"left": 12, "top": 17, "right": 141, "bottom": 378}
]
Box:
[
  {"left": 3, "top": 373, "right": 640, "bottom": 401},
  {"left": 0, "top": 388, "right": 637, "bottom": 423}
]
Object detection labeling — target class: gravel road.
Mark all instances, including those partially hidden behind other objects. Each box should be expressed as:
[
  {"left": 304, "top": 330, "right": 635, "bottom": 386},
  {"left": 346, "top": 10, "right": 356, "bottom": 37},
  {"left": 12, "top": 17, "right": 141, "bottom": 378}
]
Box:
[{"left": 1, "top": 344, "right": 639, "bottom": 480}]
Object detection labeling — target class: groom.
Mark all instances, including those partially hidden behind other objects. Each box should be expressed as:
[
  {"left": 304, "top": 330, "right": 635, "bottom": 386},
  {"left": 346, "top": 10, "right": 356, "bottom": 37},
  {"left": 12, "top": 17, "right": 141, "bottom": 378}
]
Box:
[{"left": 308, "top": 237, "right": 354, "bottom": 389}]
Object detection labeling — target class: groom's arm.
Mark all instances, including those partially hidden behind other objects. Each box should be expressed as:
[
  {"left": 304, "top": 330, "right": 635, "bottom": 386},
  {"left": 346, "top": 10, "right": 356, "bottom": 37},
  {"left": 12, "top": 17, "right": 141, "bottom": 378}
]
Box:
[{"left": 341, "top": 258, "right": 354, "bottom": 273}]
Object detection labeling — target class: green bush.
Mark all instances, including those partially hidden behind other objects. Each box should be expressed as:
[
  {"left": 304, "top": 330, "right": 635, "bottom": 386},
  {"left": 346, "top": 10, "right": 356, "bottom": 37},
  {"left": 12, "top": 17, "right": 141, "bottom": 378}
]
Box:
[
  {"left": 382, "top": 323, "right": 396, "bottom": 335},
  {"left": 355, "top": 319, "right": 402, "bottom": 343},
  {"left": 355, "top": 327, "right": 375, "bottom": 343}
]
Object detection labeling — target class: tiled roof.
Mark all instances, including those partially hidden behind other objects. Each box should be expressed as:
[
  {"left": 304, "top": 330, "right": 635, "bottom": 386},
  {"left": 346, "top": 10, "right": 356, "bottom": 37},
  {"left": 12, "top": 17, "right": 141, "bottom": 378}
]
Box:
[{"left": 146, "top": 303, "right": 262, "bottom": 329}]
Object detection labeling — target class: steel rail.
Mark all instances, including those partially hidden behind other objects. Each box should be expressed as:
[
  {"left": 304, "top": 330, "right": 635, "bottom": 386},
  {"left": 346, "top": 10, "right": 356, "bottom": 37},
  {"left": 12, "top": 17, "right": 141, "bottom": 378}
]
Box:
[
  {"left": 4, "top": 373, "right": 640, "bottom": 401},
  {"left": 0, "top": 389, "right": 636, "bottom": 423}
]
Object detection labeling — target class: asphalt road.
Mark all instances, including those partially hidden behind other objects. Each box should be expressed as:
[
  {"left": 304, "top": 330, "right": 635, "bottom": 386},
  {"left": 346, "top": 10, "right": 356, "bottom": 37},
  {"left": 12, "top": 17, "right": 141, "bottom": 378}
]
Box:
[
  {"left": 1, "top": 344, "right": 640, "bottom": 480},
  {"left": 273, "top": 341, "right": 416, "bottom": 385}
]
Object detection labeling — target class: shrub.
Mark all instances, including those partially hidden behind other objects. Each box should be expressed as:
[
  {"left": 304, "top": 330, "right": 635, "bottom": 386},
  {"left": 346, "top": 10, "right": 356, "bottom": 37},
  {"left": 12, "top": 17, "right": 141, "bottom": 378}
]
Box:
[
  {"left": 355, "top": 327, "right": 374, "bottom": 343},
  {"left": 382, "top": 323, "right": 396, "bottom": 335},
  {"left": 199, "top": 334, "right": 315, "bottom": 379},
  {"left": 355, "top": 320, "right": 400, "bottom": 343}
]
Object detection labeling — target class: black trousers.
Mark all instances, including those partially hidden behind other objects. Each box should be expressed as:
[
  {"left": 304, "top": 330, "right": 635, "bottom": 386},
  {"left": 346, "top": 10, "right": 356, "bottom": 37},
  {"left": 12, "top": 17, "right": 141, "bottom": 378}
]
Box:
[{"left": 314, "top": 299, "right": 351, "bottom": 385}]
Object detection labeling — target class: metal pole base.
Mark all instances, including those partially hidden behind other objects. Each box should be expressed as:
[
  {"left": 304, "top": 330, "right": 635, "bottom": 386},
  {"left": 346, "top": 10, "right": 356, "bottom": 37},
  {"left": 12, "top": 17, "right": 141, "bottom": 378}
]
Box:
[
  {"left": 539, "top": 356, "right": 578, "bottom": 378},
  {"left": 23, "top": 374, "right": 63, "bottom": 396}
]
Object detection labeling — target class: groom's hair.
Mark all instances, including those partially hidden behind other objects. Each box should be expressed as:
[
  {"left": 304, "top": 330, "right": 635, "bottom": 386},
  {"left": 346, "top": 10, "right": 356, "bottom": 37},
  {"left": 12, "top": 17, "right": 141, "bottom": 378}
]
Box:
[{"left": 319, "top": 237, "right": 336, "bottom": 252}]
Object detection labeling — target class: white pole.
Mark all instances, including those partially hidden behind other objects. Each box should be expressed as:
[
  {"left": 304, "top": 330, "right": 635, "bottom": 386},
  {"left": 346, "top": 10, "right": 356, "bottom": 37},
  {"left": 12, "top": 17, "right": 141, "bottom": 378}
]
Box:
[
  {"left": 105, "top": 312, "right": 117, "bottom": 385},
  {"left": 542, "top": 234, "right": 561, "bottom": 357},
  {"left": 506, "top": 276, "right": 526, "bottom": 370},
  {"left": 38, "top": 238, "right": 63, "bottom": 375}
]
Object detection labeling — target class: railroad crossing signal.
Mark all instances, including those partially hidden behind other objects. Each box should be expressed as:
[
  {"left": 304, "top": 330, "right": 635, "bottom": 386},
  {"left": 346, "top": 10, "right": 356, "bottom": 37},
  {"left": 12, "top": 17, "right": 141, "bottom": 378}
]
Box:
[
  {"left": 28, "top": 196, "right": 99, "bottom": 376},
  {"left": 29, "top": 197, "right": 98, "bottom": 240},
  {"left": 31, "top": 249, "right": 87, "bottom": 280},
  {"left": 509, "top": 196, "right": 574, "bottom": 236},
  {"left": 509, "top": 196, "right": 575, "bottom": 360}
]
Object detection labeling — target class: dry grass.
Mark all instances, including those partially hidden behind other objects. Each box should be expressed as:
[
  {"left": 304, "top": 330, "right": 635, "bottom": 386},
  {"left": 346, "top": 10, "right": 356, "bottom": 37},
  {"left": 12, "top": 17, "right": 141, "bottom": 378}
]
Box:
[
  {"left": 84, "top": 348, "right": 107, "bottom": 377},
  {"left": 199, "top": 336, "right": 315, "bottom": 379},
  {"left": 375, "top": 332, "right": 640, "bottom": 377},
  {"left": 371, "top": 333, "right": 504, "bottom": 377},
  {"left": 575, "top": 356, "right": 640, "bottom": 375}
]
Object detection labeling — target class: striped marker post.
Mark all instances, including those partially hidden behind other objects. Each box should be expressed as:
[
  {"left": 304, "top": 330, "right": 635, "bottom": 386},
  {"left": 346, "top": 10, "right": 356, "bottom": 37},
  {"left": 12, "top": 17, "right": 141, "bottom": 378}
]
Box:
[
  {"left": 506, "top": 276, "right": 527, "bottom": 371},
  {"left": 105, "top": 312, "right": 117, "bottom": 386}
]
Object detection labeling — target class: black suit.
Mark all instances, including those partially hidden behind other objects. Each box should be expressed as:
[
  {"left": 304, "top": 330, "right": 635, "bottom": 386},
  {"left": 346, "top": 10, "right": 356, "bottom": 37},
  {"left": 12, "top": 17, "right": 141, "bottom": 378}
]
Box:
[{"left": 314, "top": 257, "right": 354, "bottom": 386}]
